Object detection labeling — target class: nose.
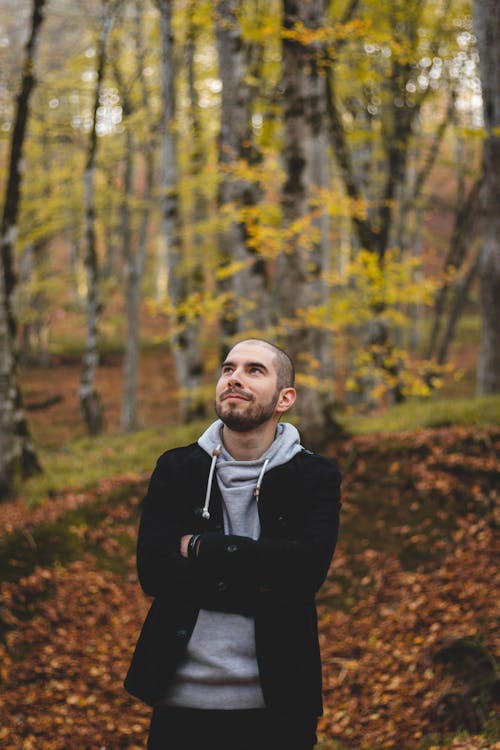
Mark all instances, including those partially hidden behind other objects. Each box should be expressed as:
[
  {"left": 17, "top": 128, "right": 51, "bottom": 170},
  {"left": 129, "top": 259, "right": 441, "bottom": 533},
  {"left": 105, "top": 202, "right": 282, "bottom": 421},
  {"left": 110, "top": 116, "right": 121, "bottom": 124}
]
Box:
[{"left": 227, "top": 370, "right": 242, "bottom": 387}]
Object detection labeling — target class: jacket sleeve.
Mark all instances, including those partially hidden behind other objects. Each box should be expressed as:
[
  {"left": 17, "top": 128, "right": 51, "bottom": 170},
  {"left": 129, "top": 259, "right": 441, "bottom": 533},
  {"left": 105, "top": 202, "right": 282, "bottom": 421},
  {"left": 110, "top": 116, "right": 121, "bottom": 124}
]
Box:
[
  {"left": 136, "top": 451, "right": 209, "bottom": 599},
  {"left": 196, "top": 456, "right": 341, "bottom": 595}
]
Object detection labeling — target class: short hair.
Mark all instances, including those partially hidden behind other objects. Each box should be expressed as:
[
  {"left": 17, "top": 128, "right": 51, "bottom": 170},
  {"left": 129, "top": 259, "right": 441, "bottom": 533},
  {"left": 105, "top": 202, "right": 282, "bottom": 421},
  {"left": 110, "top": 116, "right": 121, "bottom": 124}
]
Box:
[{"left": 233, "top": 338, "right": 295, "bottom": 390}]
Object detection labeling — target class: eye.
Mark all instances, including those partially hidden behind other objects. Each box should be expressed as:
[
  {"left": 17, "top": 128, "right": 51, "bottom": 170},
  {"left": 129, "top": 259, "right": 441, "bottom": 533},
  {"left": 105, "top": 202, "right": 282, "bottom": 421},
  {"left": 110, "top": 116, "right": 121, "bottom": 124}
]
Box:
[{"left": 249, "top": 366, "right": 263, "bottom": 374}]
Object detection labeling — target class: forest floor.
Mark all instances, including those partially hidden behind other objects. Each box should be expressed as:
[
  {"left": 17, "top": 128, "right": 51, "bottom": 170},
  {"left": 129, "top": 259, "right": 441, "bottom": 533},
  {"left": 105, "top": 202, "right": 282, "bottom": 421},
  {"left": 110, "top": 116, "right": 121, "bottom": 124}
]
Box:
[{"left": 1, "top": 346, "right": 499, "bottom": 750}]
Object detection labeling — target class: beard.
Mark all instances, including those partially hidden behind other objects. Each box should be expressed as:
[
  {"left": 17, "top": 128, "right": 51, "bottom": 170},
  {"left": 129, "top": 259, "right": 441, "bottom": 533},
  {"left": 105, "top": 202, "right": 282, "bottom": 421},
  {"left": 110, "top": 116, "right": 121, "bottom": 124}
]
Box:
[{"left": 215, "top": 390, "right": 280, "bottom": 432}]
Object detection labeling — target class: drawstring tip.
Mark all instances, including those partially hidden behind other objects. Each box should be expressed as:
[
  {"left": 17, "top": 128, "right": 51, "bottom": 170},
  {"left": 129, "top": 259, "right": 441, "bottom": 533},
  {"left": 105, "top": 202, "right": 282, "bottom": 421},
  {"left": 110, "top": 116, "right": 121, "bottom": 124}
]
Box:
[{"left": 201, "top": 443, "right": 221, "bottom": 522}]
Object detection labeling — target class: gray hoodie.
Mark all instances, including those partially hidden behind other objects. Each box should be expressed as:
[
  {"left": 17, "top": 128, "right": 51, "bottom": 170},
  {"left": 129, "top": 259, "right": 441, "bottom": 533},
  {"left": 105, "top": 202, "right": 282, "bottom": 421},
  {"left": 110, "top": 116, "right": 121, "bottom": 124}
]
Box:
[{"left": 161, "top": 420, "right": 303, "bottom": 710}]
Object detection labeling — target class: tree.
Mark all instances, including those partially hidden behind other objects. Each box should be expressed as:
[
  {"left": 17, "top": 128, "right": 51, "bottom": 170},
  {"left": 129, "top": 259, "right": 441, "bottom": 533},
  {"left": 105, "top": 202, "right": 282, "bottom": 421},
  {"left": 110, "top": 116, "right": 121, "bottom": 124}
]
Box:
[
  {"left": 426, "top": 178, "right": 481, "bottom": 364},
  {"left": 473, "top": 0, "right": 500, "bottom": 394},
  {"left": 157, "top": 0, "right": 207, "bottom": 421},
  {"left": 278, "top": 0, "right": 338, "bottom": 449},
  {"left": 0, "top": 0, "right": 46, "bottom": 498},
  {"left": 325, "top": 0, "right": 459, "bottom": 262},
  {"left": 323, "top": 0, "right": 473, "bottom": 403},
  {"left": 0, "top": 0, "right": 486, "bottom": 457},
  {"left": 110, "top": 2, "right": 159, "bottom": 432},
  {"left": 215, "top": 0, "right": 272, "bottom": 340},
  {"left": 78, "top": 0, "right": 117, "bottom": 435}
]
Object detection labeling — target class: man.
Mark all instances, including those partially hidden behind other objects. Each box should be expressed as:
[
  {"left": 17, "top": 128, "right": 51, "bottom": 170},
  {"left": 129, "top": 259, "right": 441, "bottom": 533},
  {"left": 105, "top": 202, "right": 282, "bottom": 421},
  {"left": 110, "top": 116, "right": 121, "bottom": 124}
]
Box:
[{"left": 125, "top": 339, "right": 341, "bottom": 750}]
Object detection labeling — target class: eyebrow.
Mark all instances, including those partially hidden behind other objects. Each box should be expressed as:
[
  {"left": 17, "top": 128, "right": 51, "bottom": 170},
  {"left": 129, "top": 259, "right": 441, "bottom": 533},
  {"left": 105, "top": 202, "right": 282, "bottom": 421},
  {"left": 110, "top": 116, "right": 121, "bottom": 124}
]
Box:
[{"left": 221, "top": 359, "right": 269, "bottom": 372}]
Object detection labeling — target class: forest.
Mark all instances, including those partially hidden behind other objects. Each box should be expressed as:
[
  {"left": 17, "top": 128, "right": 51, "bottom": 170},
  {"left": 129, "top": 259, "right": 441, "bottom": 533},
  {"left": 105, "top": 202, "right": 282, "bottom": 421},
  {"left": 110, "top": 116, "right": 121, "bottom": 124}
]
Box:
[{"left": 0, "top": 0, "right": 499, "bottom": 748}]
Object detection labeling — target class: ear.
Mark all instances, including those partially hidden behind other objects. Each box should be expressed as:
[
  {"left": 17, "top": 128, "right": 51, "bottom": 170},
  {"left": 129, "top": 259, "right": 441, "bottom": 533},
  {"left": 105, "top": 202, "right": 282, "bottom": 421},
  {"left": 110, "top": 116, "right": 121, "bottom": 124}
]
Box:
[{"left": 275, "top": 387, "right": 296, "bottom": 415}]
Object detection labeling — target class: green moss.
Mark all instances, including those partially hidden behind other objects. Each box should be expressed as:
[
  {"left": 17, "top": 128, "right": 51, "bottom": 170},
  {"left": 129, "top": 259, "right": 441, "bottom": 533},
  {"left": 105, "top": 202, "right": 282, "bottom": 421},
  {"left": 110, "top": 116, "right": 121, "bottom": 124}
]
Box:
[
  {"left": 340, "top": 394, "right": 500, "bottom": 435},
  {"left": 22, "top": 420, "right": 210, "bottom": 506},
  {"left": 49, "top": 333, "right": 170, "bottom": 358},
  {"left": 0, "top": 515, "right": 97, "bottom": 583}
]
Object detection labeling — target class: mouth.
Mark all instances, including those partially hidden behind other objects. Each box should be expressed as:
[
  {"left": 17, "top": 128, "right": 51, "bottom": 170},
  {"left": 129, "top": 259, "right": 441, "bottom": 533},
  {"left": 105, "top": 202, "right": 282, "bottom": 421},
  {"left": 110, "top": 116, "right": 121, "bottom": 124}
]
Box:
[{"left": 222, "top": 391, "right": 251, "bottom": 402}]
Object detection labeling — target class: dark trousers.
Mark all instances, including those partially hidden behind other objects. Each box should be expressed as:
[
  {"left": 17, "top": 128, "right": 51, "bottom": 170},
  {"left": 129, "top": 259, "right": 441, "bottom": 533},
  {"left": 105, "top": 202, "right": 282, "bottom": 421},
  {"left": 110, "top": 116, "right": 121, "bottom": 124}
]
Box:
[{"left": 147, "top": 706, "right": 318, "bottom": 750}]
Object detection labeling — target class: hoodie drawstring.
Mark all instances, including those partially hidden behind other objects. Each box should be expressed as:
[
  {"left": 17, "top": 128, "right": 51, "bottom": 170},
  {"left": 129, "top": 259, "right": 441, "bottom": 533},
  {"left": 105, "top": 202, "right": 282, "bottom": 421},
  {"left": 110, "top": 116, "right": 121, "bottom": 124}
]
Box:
[
  {"left": 200, "top": 449, "right": 270, "bottom": 520},
  {"left": 201, "top": 444, "right": 222, "bottom": 520},
  {"left": 253, "top": 458, "right": 269, "bottom": 500}
]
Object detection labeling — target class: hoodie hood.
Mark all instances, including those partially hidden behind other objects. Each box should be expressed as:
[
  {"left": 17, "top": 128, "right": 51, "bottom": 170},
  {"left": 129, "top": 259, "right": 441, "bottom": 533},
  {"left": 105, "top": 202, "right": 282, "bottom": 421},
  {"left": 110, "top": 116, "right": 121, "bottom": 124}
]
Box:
[{"left": 197, "top": 419, "right": 303, "bottom": 521}]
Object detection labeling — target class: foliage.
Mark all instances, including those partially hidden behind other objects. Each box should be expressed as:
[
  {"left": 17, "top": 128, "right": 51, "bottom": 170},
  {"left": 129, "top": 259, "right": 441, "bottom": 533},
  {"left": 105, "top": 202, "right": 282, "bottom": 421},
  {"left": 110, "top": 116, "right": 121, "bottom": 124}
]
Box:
[{"left": 1, "top": 0, "right": 484, "bottom": 418}]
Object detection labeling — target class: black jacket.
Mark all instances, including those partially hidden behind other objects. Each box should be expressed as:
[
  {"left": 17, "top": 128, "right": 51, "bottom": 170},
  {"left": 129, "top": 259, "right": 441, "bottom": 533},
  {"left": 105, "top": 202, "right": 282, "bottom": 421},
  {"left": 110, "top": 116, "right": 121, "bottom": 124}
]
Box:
[{"left": 124, "top": 442, "right": 341, "bottom": 717}]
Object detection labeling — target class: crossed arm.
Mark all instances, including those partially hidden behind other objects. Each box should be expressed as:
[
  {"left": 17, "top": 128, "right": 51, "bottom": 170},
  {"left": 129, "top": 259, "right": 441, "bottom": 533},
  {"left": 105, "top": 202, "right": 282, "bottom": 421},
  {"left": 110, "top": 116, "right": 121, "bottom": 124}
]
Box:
[{"left": 137, "top": 452, "right": 341, "bottom": 601}]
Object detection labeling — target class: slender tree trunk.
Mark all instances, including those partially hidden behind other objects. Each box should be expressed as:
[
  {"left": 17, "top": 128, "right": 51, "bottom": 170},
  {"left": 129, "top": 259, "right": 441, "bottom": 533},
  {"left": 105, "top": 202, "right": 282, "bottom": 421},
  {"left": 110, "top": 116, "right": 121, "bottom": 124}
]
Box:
[
  {"left": 18, "top": 241, "right": 51, "bottom": 367},
  {"left": 216, "top": 0, "right": 271, "bottom": 339},
  {"left": 426, "top": 178, "right": 481, "bottom": 360},
  {"left": 122, "top": 145, "right": 154, "bottom": 431},
  {"left": 278, "top": 0, "right": 339, "bottom": 450},
  {"left": 0, "top": 268, "right": 21, "bottom": 497},
  {"left": 157, "top": 0, "right": 206, "bottom": 421},
  {"left": 394, "top": 89, "right": 456, "bottom": 260},
  {"left": 119, "top": 129, "right": 138, "bottom": 430},
  {"left": 438, "top": 251, "right": 481, "bottom": 366},
  {"left": 67, "top": 229, "right": 83, "bottom": 307},
  {"left": 78, "top": 3, "right": 114, "bottom": 435},
  {"left": 473, "top": 0, "right": 500, "bottom": 394},
  {"left": 302, "top": 0, "right": 335, "bottom": 398},
  {"left": 18, "top": 121, "right": 52, "bottom": 367},
  {"left": 101, "top": 174, "right": 121, "bottom": 279},
  {"left": 185, "top": 7, "right": 208, "bottom": 300},
  {"left": 0, "top": 0, "right": 45, "bottom": 496},
  {"left": 119, "top": 4, "right": 158, "bottom": 432}
]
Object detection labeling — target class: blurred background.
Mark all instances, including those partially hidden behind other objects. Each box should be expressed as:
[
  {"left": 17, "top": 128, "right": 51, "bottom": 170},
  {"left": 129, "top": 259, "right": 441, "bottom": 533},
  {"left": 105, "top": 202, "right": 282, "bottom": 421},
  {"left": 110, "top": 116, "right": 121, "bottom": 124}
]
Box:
[
  {"left": 0, "top": 2, "right": 499, "bottom": 748},
  {"left": 1, "top": 0, "right": 498, "bottom": 475}
]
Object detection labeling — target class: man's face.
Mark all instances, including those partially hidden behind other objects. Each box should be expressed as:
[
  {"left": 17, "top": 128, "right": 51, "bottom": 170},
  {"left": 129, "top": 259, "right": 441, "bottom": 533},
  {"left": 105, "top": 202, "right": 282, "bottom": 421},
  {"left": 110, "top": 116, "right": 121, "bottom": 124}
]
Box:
[{"left": 215, "top": 341, "right": 281, "bottom": 432}]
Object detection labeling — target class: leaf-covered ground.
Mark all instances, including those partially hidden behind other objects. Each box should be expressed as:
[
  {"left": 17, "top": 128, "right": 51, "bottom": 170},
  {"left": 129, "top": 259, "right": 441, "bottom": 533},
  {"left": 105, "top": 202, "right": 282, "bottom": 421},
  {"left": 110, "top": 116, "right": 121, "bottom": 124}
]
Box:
[{"left": 0, "top": 426, "right": 499, "bottom": 749}]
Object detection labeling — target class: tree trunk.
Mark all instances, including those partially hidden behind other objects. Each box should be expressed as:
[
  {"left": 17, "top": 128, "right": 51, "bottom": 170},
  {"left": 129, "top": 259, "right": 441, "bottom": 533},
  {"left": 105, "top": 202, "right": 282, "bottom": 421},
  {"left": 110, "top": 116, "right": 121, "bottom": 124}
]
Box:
[
  {"left": 119, "top": 128, "right": 138, "bottom": 431},
  {"left": 18, "top": 241, "right": 51, "bottom": 367},
  {"left": 67, "top": 229, "right": 83, "bottom": 307},
  {"left": 118, "top": 4, "right": 157, "bottom": 431},
  {"left": 18, "top": 120, "right": 52, "bottom": 367},
  {"left": 78, "top": 2, "right": 114, "bottom": 435},
  {"left": 0, "top": 268, "right": 20, "bottom": 497},
  {"left": 437, "top": 251, "right": 481, "bottom": 366},
  {"left": 215, "top": 0, "right": 271, "bottom": 340},
  {"left": 473, "top": 0, "right": 500, "bottom": 394},
  {"left": 278, "top": 0, "right": 339, "bottom": 450},
  {"left": 101, "top": 171, "right": 121, "bottom": 280},
  {"left": 185, "top": 7, "right": 207, "bottom": 303},
  {"left": 302, "top": 0, "right": 335, "bottom": 398},
  {"left": 0, "top": 0, "right": 46, "bottom": 497},
  {"left": 123, "top": 144, "right": 154, "bottom": 431},
  {"left": 426, "top": 178, "right": 480, "bottom": 361},
  {"left": 157, "top": 0, "right": 206, "bottom": 421}
]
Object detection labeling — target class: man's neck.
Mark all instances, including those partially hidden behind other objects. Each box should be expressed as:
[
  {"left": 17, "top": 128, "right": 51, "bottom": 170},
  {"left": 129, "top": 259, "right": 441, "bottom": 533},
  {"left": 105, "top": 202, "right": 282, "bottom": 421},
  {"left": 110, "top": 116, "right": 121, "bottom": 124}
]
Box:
[{"left": 221, "top": 422, "right": 278, "bottom": 461}]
